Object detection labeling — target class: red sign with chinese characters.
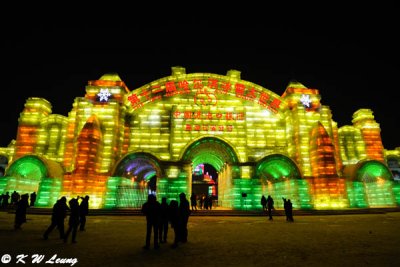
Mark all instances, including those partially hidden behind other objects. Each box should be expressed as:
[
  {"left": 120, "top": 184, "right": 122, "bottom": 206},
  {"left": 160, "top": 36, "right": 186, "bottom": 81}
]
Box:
[{"left": 127, "top": 78, "right": 281, "bottom": 113}]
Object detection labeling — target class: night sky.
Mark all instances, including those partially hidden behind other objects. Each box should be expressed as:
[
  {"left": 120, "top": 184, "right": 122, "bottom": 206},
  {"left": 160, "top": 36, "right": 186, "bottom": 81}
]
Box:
[{"left": 2, "top": 6, "right": 398, "bottom": 149}]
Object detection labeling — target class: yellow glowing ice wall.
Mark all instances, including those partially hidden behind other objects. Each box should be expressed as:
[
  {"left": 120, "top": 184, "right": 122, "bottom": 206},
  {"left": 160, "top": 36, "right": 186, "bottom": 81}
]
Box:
[
  {"left": 35, "top": 115, "right": 68, "bottom": 162},
  {"left": 62, "top": 74, "right": 128, "bottom": 208},
  {"left": 309, "top": 122, "right": 348, "bottom": 208},
  {"left": 352, "top": 109, "right": 384, "bottom": 162},
  {"left": 281, "top": 82, "right": 342, "bottom": 178},
  {"left": 0, "top": 141, "right": 15, "bottom": 168},
  {"left": 124, "top": 67, "right": 288, "bottom": 206},
  {"left": 282, "top": 82, "right": 348, "bottom": 209},
  {"left": 14, "top": 98, "right": 52, "bottom": 158},
  {"left": 338, "top": 126, "right": 367, "bottom": 165}
]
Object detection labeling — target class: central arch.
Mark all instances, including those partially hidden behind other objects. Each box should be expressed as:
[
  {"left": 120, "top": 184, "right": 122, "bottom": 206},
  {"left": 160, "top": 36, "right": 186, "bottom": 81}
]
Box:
[
  {"left": 182, "top": 137, "right": 239, "bottom": 171},
  {"left": 182, "top": 137, "right": 239, "bottom": 208}
]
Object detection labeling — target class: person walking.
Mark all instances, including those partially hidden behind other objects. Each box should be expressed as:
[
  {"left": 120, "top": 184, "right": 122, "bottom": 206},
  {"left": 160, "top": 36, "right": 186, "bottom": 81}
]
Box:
[
  {"left": 64, "top": 197, "right": 80, "bottom": 243},
  {"left": 141, "top": 194, "right": 161, "bottom": 250},
  {"left": 266, "top": 195, "right": 274, "bottom": 220},
  {"left": 79, "top": 195, "right": 89, "bottom": 231},
  {"left": 159, "top": 197, "right": 169, "bottom": 243},
  {"left": 43, "top": 196, "right": 69, "bottom": 240}
]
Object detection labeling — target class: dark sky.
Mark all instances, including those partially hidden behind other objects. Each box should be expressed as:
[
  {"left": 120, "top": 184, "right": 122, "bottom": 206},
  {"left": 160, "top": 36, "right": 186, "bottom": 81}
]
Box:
[{"left": 1, "top": 6, "right": 398, "bottom": 149}]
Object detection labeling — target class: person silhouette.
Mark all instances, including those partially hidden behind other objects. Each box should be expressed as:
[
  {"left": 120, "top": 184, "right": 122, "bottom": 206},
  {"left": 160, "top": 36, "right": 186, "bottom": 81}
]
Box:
[
  {"left": 287, "top": 199, "right": 294, "bottom": 222},
  {"left": 30, "top": 191, "right": 37, "bottom": 207},
  {"left": 171, "top": 192, "right": 191, "bottom": 248},
  {"left": 43, "top": 196, "right": 69, "bottom": 240},
  {"left": 282, "top": 197, "right": 289, "bottom": 221},
  {"left": 64, "top": 198, "right": 80, "bottom": 243},
  {"left": 261, "top": 195, "right": 267, "bottom": 211},
  {"left": 266, "top": 195, "right": 274, "bottom": 220},
  {"left": 79, "top": 195, "right": 89, "bottom": 231},
  {"left": 141, "top": 194, "right": 161, "bottom": 250},
  {"left": 14, "top": 193, "right": 29, "bottom": 229},
  {"left": 2, "top": 192, "right": 10, "bottom": 209},
  {"left": 159, "top": 197, "right": 169, "bottom": 243},
  {"left": 168, "top": 200, "right": 179, "bottom": 247},
  {"left": 190, "top": 193, "right": 197, "bottom": 211}
]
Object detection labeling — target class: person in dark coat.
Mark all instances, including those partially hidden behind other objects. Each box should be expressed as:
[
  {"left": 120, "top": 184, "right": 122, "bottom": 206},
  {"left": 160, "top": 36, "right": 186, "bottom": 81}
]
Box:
[
  {"left": 159, "top": 197, "right": 169, "bottom": 243},
  {"left": 43, "top": 196, "right": 69, "bottom": 240},
  {"left": 2, "top": 192, "right": 10, "bottom": 208},
  {"left": 30, "top": 191, "right": 37, "bottom": 207},
  {"left": 261, "top": 195, "right": 267, "bottom": 211},
  {"left": 266, "top": 195, "right": 274, "bottom": 220},
  {"left": 64, "top": 197, "right": 80, "bottom": 243},
  {"left": 141, "top": 194, "right": 161, "bottom": 249},
  {"left": 287, "top": 199, "right": 294, "bottom": 222},
  {"left": 282, "top": 197, "right": 289, "bottom": 221},
  {"left": 14, "top": 193, "right": 29, "bottom": 229},
  {"left": 79, "top": 195, "right": 89, "bottom": 231},
  {"left": 190, "top": 193, "right": 197, "bottom": 211},
  {"left": 11, "top": 190, "right": 19, "bottom": 207},
  {"left": 168, "top": 200, "right": 179, "bottom": 247},
  {"left": 171, "top": 192, "right": 191, "bottom": 248}
]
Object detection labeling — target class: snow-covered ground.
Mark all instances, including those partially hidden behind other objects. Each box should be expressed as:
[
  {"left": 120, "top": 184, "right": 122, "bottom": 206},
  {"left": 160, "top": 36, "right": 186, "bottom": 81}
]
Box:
[{"left": 1, "top": 211, "right": 399, "bottom": 266}]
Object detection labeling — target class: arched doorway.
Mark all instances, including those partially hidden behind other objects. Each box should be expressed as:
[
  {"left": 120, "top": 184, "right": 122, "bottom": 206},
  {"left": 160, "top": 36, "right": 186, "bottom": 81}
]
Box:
[
  {"left": 111, "top": 152, "right": 163, "bottom": 208},
  {"left": 354, "top": 160, "right": 395, "bottom": 207},
  {"left": 182, "top": 137, "right": 239, "bottom": 208},
  {"left": 256, "top": 154, "right": 302, "bottom": 182},
  {"left": 3, "top": 155, "right": 48, "bottom": 193},
  {"left": 255, "top": 154, "right": 311, "bottom": 209}
]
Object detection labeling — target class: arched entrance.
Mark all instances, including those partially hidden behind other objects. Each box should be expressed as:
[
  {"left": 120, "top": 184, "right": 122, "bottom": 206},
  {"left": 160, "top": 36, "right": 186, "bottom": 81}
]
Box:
[
  {"left": 110, "top": 152, "right": 163, "bottom": 208},
  {"left": 354, "top": 160, "right": 395, "bottom": 207},
  {"left": 182, "top": 137, "right": 239, "bottom": 208},
  {"left": 255, "top": 154, "right": 312, "bottom": 209},
  {"left": 2, "top": 155, "right": 48, "bottom": 194},
  {"left": 0, "top": 155, "right": 64, "bottom": 207},
  {"left": 256, "top": 154, "right": 302, "bottom": 182}
]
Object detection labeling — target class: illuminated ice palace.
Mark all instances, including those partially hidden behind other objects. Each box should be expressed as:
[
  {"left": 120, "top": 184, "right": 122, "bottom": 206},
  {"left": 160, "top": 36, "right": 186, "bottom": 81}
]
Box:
[{"left": 1, "top": 67, "right": 399, "bottom": 210}]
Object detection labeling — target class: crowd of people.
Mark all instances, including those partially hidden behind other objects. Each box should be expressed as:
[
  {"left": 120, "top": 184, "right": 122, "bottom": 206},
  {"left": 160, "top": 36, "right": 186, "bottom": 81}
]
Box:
[
  {"left": 2, "top": 190, "right": 295, "bottom": 250},
  {"left": 0, "top": 190, "right": 37, "bottom": 209},
  {"left": 43, "top": 195, "right": 90, "bottom": 243},
  {"left": 0, "top": 190, "right": 37, "bottom": 230},
  {"left": 141, "top": 192, "right": 191, "bottom": 249},
  {"left": 260, "top": 194, "right": 294, "bottom": 222},
  {"left": 189, "top": 193, "right": 215, "bottom": 211}
]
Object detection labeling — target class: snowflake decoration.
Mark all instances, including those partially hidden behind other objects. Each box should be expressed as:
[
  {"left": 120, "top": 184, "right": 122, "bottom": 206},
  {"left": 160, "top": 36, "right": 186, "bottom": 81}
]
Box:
[
  {"left": 98, "top": 88, "right": 112, "bottom": 102},
  {"left": 300, "top": 94, "right": 312, "bottom": 108}
]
